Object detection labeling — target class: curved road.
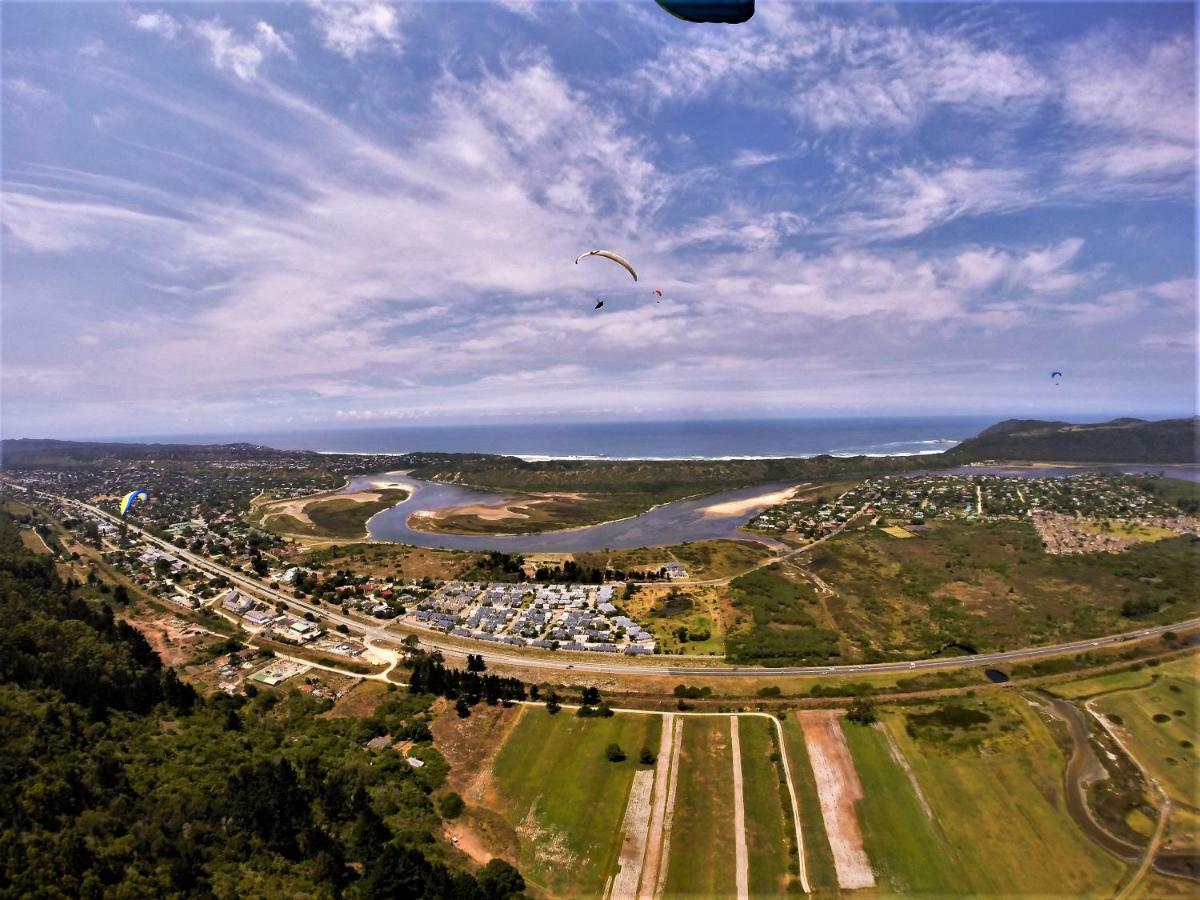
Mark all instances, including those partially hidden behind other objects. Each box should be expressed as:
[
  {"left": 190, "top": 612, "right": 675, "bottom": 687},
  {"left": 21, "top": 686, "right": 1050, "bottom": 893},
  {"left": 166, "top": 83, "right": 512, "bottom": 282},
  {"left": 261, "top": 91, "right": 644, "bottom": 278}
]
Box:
[{"left": 30, "top": 488, "right": 1200, "bottom": 680}]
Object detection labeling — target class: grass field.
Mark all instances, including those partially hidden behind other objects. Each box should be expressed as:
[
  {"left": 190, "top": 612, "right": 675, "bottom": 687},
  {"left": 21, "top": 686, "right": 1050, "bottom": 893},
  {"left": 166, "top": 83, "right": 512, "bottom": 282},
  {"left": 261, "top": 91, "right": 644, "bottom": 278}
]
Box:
[
  {"left": 841, "top": 720, "right": 961, "bottom": 894},
  {"left": 880, "top": 526, "right": 915, "bottom": 539},
  {"left": 488, "top": 709, "right": 661, "bottom": 896},
  {"left": 1047, "top": 666, "right": 1160, "bottom": 700},
  {"left": 663, "top": 717, "right": 738, "bottom": 898},
  {"left": 738, "top": 717, "right": 792, "bottom": 896},
  {"left": 778, "top": 719, "right": 840, "bottom": 895},
  {"left": 1076, "top": 521, "right": 1180, "bottom": 542},
  {"left": 1089, "top": 656, "right": 1198, "bottom": 804},
  {"left": 804, "top": 519, "right": 1199, "bottom": 662},
  {"left": 624, "top": 585, "right": 726, "bottom": 656},
  {"left": 874, "top": 696, "right": 1127, "bottom": 896}
]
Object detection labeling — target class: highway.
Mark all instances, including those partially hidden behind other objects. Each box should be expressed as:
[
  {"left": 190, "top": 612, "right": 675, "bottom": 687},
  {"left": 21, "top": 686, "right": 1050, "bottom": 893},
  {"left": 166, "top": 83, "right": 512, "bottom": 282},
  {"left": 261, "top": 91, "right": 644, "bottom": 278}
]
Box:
[{"left": 28, "top": 488, "right": 1200, "bottom": 680}]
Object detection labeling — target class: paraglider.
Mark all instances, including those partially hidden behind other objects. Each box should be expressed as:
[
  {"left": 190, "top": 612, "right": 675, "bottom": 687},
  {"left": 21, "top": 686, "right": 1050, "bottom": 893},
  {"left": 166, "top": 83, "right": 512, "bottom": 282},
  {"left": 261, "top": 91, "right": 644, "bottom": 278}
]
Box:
[
  {"left": 575, "top": 250, "right": 638, "bottom": 282},
  {"left": 119, "top": 489, "right": 148, "bottom": 515},
  {"left": 655, "top": 0, "right": 754, "bottom": 24},
  {"left": 1051, "top": 371, "right": 1063, "bottom": 386},
  {"left": 594, "top": 298, "right": 605, "bottom": 310},
  {"left": 652, "top": 289, "right": 663, "bottom": 302}
]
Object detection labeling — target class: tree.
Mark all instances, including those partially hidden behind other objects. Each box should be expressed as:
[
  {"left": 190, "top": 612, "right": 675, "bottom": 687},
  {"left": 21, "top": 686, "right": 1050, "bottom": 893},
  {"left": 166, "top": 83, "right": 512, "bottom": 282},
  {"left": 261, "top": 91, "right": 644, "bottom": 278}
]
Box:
[
  {"left": 846, "top": 701, "right": 877, "bottom": 725},
  {"left": 581, "top": 686, "right": 601, "bottom": 706},
  {"left": 639, "top": 747, "right": 656, "bottom": 765},
  {"left": 455, "top": 697, "right": 471, "bottom": 719},
  {"left": 437, "top": 792, "right": 465, "bottom": 820},
  {"left": 605, "top": 743, "right": 626, "bottom": 762},
  {"left": 477, "top": 858, "right": 526, "bottom": 900},
  {"left": 545, "top": 692, "right": 561, "bottom": 715}
]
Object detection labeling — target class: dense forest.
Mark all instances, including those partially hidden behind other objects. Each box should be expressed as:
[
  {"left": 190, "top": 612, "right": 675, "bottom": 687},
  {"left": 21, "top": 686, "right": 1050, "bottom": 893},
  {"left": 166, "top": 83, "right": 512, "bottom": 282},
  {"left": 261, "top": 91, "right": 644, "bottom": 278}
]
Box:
[{"left": 0, "top": 514, "right": 523, "bottom": 898}]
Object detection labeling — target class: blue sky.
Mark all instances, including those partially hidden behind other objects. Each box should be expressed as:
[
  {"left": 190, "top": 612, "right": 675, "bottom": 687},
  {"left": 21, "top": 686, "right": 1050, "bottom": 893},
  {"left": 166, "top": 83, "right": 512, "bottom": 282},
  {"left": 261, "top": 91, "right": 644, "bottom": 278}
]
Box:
[{"left": 2, "top": 1, "right": 1195, "bottom": 439}]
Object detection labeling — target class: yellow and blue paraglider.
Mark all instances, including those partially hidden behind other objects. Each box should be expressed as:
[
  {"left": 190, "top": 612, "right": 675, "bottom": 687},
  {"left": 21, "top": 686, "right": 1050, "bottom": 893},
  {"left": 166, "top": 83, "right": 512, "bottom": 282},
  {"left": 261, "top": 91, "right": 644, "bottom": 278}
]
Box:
[{"left": 119, "top": 490, "right": 148, "bottom": 516}]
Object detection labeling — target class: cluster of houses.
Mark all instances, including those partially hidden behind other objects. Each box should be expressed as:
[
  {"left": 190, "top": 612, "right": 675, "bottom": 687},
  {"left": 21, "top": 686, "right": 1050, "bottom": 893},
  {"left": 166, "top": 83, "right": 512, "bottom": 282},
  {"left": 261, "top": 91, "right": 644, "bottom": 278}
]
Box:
[
  {"left": 407, "top": 581, "right": 657, "bottom": 655},
  {"left": 750, "top": 473, "right": 1184, "bottom": 538},
  {"left": 221, "top": 589, "right": 322, "bottom": 644}
]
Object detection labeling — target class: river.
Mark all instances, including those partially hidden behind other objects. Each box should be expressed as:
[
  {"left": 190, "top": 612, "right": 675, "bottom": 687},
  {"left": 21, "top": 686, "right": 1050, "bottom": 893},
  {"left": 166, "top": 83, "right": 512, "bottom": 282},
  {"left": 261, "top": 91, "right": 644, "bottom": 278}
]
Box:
[{"left": 346, "top": 462, "right": 1198, "bottom": 552}]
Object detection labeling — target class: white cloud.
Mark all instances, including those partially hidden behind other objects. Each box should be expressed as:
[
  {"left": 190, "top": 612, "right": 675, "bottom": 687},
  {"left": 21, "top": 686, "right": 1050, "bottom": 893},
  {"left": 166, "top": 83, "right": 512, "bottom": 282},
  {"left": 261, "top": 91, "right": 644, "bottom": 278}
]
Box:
[
  {"left": 191, "top": 19, "right": 292, "bottom": 81},
  {"left": 1057, "top": 30, "right": 1195, "bottom": 188},
  {"left": 309, "top": 1, "right": 402, "bottom": 59},
  {"left": 836, "top": 162, "right": 1031, "bottom": 240},
  {"left": 636, "top": 7, "right": 1048, "bottom": 133},
  {"left": 131, "top": 10, "right": 179, "bottom": 39},
  {"left": 3, "top": 77, "right": 56, "bottom": 109}
]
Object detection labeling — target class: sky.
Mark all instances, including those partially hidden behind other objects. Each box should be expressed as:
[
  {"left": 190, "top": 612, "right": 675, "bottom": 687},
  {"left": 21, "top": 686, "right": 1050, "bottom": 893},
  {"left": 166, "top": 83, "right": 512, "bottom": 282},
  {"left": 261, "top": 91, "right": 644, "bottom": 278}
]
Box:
[{"left": 2, "top": 1, "right": 1196, "bottom": 439}]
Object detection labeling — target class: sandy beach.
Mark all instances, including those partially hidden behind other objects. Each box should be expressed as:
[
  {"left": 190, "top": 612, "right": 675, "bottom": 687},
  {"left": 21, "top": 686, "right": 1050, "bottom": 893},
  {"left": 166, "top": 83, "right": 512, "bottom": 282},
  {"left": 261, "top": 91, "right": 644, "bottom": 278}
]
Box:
[{"left": 700, "top": 485, "right": 801, "bottom": 517}]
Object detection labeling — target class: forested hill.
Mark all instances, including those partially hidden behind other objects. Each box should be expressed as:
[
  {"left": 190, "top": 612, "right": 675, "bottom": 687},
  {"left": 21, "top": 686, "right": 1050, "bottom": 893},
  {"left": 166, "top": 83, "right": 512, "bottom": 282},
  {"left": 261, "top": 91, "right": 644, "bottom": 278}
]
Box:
[
  {"left": 0, "top": 437, "right": 493, "bottom": 471},
  {"left": 948, "top": 416, "right": 1198, "bottom": 464},
  {"left": 0, "top": 514, "right": 523, "bottom": 898}
]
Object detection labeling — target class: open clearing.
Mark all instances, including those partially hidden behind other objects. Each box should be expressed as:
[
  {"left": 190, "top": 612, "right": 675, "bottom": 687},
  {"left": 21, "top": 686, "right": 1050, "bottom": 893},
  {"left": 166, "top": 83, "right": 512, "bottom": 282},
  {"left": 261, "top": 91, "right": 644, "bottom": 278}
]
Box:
[
  {"left": 1088, "top": 656, "right": 1199, "bottom": 805},
  {"left": 487, "top": 709, "right": 661, "bottom": 896},
  {"left": 797, "top": 710, "right": 875, "bottom": 889},
  {"left": 876, "top": 695, "right": 1127, "bottom": 895},
  {"left": 663, "top": 717, "right": 737, "bottom": 898}
]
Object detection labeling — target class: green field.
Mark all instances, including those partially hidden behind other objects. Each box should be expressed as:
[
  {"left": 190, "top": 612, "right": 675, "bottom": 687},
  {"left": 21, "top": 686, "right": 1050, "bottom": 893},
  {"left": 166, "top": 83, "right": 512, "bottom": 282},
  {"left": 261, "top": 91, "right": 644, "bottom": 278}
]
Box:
[
  {"left": 1047, "top": 666, "right": 1160, "bottom": 700},
  {"left": 778, "top": 719, "right": 839, "bottom": 895},
  {"left": 664, "top": 717, "right": 738, "bottom": 898},
  {"left": 841, "top": 721, "right": 961, "bottom": 894},
  {"left": 738, "top": 717, "right": 792, "bottom": 896},
  {"left": 871, "top": 696, "right": 1126, "bottom": 895},
  {"left": 489, "top": 709, "right": 661, "bottom": 896},
  {"left": 1089, "top": 656, "right": 1199, "bottom": 804}
]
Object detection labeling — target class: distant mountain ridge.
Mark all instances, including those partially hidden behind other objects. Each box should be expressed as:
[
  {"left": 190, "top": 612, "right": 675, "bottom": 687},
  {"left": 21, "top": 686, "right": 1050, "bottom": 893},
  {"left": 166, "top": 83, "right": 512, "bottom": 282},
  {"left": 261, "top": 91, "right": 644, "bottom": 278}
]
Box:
[{"left": 949, "top": 416, "right": 1198, "bottom": 464}]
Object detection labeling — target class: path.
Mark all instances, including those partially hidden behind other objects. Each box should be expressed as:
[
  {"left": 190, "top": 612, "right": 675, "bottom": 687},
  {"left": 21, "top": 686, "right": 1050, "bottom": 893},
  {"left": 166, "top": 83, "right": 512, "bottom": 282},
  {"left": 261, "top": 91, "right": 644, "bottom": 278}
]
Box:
[
  {"left": 976, "top": 484, "right": 985, "bottom": 516},
  {"left": 639, "top": 714, "right": 682, "bottom": 898},
  {"left": 608, "top": 768, "right": 655, "bottom": 900},
  {"left": 730, "top": 716, "right": 750, "bottom": 900}
]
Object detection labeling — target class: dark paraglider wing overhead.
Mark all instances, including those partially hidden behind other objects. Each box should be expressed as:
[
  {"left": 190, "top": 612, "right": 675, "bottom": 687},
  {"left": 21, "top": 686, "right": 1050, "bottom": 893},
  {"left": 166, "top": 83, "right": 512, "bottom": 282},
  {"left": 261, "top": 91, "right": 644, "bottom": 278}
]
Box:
[{"left": 654, "top": 0, "right": 754, "bottom": 24}]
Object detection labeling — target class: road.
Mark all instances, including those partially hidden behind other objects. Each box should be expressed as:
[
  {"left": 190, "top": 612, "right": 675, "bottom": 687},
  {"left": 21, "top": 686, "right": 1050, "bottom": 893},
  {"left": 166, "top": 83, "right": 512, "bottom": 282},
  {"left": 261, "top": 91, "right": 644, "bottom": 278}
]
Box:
[{"left": 28, "top": 488, "right": 1200, "bottom": 680}]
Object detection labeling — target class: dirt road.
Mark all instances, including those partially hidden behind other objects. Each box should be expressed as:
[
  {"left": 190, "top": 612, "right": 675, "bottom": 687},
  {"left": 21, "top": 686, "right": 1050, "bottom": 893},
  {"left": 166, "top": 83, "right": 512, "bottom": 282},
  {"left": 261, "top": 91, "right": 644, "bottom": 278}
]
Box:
[
  {"left": 730, "top": 716, "right": 750, "bottom": 900},
  {"left": 639, "top": 714, "right": 682, "bottom": 898}
]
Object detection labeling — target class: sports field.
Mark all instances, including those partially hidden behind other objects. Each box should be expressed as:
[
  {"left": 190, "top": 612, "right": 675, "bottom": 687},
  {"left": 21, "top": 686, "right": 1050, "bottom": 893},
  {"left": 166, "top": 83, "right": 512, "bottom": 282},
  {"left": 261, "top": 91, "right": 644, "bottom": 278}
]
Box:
[{"left": 488, "top": 709, "right": 661, "bottom": 895}]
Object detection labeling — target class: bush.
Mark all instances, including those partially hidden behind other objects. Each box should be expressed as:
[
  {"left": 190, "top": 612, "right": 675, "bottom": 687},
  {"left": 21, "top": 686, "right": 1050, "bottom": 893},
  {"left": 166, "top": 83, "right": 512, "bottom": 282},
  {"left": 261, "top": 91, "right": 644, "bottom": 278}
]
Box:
[
  {"left": 1153, "top": 713, "right": 1171, "bottom": 723},
  {"left": 605, "top": 743, "right": 626, "bottom": 762},
  {"left": 1121, "top": 597, "right": 1161, "bottom": 619},
  {"left": 846, "top": 701, "right": 877, "bottom": 725},
  {"left": 639, "top": 747, "right": 656, "bottom": 765},
  {"left": 757, "top": 686, "right": 782, "bottom": 698},
  {"left": 476, "top": 858, "right": 525, "bottom": 900},
  {"left": 437, "top": 792, "right": 464, "bottom": 820}
]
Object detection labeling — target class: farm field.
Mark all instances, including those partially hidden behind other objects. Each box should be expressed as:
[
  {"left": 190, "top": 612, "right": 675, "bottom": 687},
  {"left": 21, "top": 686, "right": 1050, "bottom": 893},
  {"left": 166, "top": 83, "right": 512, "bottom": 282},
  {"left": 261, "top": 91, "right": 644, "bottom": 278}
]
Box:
[
  {"left": 778, "top": 719, "right": 840, "bottom": 894},
  {"left": 487, "top": 708, "right": 661, "bottom": 896},
  {"left": 1089, "top": 656, "right": 1199, "bottom": 804},
  {"left": 663, "top": 717, "right": 738, "bottom": 898},
  {"left": 877, "top": 696, "right": 1127, "bottom": 896},
  {"left": 841, "top": 720, "right": 961, "bottom": 894},
  {"left": 737, "top": 716, "right": 793, "bottom": 896},
  {"left": 1048, "top": 666, "right": 1160, "bottom": 700}
]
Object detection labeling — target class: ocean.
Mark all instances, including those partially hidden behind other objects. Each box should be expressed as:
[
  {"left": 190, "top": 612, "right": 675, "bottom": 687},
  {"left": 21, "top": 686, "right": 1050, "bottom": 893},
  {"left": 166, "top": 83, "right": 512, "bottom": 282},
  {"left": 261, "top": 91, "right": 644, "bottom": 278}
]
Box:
[{"left": 138, "top": 415, "right": 999, "bottom": 460}]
